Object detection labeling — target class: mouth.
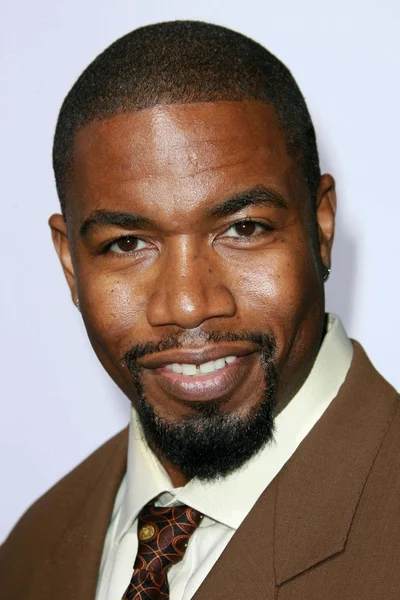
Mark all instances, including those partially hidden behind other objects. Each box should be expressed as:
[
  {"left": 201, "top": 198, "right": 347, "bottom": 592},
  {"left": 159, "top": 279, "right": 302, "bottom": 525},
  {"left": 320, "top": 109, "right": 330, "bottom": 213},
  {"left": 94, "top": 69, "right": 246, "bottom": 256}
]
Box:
[
  {"left": 164, "top": 354, "right": 237, "bottom": 376},
  {"left": 137, "top": 343, "right": 260, "bottom": 403}
]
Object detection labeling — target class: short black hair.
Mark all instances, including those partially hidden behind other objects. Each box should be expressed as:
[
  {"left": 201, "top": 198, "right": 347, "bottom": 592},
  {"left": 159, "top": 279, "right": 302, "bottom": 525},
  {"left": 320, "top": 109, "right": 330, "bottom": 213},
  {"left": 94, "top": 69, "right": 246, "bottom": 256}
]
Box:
[{"left": 53, "top": 20, "right": 320, "bottom": 216}]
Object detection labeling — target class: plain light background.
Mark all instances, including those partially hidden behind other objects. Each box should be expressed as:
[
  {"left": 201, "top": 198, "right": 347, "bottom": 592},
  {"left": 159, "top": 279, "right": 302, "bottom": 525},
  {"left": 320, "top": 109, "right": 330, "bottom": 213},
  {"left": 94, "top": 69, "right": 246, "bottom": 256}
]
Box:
[{"left": 1, "top": 0, "right": 399, "bottom": 542}]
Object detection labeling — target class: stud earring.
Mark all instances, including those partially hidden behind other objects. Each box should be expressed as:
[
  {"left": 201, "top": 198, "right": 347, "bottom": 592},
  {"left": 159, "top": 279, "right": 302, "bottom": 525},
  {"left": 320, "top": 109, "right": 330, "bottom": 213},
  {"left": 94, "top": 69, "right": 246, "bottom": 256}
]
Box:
[{"left": 322, "top": 265, "right": 331, "bottom": 282}]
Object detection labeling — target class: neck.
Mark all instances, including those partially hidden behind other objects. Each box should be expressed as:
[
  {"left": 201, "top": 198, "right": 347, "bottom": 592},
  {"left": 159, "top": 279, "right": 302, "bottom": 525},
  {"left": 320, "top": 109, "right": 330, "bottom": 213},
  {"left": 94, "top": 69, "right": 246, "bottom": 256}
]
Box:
[{"left": 159, "top": 453, "right": 190, "bottom": 487}]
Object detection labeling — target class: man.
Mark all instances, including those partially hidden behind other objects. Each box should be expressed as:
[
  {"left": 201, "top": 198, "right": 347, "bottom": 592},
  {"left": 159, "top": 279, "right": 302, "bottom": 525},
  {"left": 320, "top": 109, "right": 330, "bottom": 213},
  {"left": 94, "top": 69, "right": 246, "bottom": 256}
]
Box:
[{"left": 1, "top": 20, "right": 399, "bottom": 600}]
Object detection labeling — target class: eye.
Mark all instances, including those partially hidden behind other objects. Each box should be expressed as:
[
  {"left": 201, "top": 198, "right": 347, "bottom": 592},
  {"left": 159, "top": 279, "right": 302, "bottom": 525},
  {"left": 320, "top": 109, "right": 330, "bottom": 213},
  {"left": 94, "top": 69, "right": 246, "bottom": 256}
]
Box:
[
  {"left": 223, "top": 220, "right": 267, "bottom": 238},
  {"left": 108, "top": 236, "right": 148, "bottom": 254}
]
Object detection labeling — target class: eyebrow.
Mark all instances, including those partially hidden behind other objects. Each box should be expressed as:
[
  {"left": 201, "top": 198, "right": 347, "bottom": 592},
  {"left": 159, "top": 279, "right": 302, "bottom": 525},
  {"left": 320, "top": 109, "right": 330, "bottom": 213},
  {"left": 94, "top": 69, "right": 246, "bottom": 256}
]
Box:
[
  {"left": 80, "top": 210, "right": 156, "bottom": 238},
  {"left": 79, "top": 184, "right": 288, "bottom": 238},
  {"left": 206, "top": 185, "right": 288, "bottom": 218}
]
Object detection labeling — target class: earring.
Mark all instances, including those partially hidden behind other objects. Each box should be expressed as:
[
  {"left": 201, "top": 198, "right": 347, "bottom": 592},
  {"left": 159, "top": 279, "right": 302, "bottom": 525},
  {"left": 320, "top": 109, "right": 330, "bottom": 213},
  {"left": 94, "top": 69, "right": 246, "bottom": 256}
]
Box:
[
  {"left": 76, "top": 299, "right": 81, "bottom": 312},
  {"left": 322, "top": 265, "right": 331, "bottom": 282}
]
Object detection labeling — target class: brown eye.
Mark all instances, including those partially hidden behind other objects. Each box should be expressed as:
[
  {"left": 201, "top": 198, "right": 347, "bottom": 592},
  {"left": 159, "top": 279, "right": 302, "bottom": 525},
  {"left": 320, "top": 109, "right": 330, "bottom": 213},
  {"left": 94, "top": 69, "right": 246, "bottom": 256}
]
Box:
[
  {"left": 116, "top": 237, "right": 138, "bottom": 251},
  {"left": 109, "top": 236, "right": 146, "bottom": 254},
  {"left": 224, "top": 220, "right": 264, "bottom": 238},
  {"left": 234, "top": 221, "right": 257, "bottom": 236}
]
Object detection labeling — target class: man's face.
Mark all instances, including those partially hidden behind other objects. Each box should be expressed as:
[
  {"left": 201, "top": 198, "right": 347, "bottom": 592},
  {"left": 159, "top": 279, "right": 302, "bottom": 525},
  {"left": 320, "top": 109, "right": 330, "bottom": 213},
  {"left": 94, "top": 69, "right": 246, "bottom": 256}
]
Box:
[{"left": 50, "top": 101, "right": 335, "bottom": 480}]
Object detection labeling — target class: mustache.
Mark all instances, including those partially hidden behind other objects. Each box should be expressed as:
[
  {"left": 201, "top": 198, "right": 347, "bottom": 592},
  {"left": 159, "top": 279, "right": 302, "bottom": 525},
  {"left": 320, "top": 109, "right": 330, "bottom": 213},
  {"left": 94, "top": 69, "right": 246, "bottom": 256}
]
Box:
[{"left": 124, "top": 329, "right": 277, "bottom": 373}]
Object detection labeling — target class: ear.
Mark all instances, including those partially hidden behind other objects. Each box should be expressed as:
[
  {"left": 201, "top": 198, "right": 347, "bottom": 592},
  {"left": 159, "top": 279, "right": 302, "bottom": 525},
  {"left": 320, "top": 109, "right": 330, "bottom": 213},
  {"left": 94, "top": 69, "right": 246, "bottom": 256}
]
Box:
[
  {"left": 49, "top": 213, "right": 78, "bottom": 305},
  {"left": 315, "top": 174, "right": 337, "bottom": 270}
]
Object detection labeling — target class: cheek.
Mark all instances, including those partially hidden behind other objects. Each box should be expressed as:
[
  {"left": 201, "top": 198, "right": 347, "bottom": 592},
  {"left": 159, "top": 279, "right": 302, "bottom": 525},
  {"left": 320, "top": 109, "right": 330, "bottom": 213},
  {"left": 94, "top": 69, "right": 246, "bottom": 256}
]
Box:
[
  {"left": 229, "top": 246, "right": 322, "bottom": 349},
  {"left": 78, "top": 273, "right": 149, "bottom": 356}
]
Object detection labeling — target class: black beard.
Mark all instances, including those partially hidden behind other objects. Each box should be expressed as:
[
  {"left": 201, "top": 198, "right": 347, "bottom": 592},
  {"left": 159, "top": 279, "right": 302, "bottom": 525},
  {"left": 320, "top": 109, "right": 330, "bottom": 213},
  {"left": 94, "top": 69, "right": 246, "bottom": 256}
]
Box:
[{"left": 125, "top": 331, "right": 278, "bottom": 481}]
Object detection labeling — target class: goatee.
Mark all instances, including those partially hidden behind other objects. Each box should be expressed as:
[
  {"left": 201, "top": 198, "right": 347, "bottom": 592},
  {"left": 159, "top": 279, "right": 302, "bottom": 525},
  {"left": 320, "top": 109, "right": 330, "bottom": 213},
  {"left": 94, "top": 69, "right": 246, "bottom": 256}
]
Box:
[{"left": 125, "top": 331, "right": 278, "bottom": 481}]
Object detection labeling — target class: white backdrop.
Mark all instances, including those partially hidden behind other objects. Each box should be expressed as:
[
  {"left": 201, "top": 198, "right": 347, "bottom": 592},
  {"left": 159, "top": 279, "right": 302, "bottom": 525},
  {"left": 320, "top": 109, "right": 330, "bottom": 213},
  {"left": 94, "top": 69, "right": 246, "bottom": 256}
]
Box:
[{"left": 1, "top": 0, "right": 399, "bottom": 542}]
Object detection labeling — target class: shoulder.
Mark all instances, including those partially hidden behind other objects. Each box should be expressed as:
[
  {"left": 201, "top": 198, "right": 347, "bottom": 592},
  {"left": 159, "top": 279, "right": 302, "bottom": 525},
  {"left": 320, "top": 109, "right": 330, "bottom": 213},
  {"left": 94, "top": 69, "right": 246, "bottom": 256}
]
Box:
[
  {"left": 349, "top": 340, "right": 398, "bottom": 401},
  {"left": 0, "top": 427, "right": 128, "bottom": 570}
]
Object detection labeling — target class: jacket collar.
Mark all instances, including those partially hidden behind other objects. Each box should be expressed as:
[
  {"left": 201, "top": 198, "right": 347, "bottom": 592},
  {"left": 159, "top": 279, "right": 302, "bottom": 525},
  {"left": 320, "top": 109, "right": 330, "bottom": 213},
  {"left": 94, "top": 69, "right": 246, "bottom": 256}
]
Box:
[
  {"left": 193, "top": 342, "right": 398, "bottom": 598},
  {"left": 273, "top": 341, "right": 398, "bottom": 584},
  {"left": 29, "top": 429, "right": 128, "bottom": 600}
]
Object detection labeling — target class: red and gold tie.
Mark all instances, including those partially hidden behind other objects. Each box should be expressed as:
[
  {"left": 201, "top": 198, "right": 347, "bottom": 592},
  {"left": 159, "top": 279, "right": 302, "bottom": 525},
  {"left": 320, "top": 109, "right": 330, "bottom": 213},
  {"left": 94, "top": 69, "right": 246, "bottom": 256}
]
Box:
[{"left": 121, "top": 503, "right": 203, "bottom": 600}]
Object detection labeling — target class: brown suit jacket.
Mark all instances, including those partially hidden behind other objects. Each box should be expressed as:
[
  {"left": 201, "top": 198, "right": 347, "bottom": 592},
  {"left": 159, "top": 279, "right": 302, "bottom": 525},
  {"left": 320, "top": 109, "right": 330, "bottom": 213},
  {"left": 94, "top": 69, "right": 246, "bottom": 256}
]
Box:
[{"left": 1, "top": 342, "right": 399, "bottom": 599}]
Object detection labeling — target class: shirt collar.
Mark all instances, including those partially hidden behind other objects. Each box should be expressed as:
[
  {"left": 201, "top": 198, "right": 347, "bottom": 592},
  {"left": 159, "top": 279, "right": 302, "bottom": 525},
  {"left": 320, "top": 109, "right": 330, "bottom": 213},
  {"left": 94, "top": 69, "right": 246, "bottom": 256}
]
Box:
[{"left": 116, "top": 313, "right": 353, "bottom": 539}]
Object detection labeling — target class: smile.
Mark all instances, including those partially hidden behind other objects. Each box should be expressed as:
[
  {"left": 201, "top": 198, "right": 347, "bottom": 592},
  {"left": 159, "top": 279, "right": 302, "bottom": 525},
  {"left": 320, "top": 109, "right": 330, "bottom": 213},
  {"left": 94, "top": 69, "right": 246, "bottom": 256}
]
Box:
[
  {"left": 163, "top": 356, "right": 237, "bottom": 376},
  {"left": 136, "top": 342, "right": 261, "bottom": 403},
  {"left": 150, "top": 355, "right": 259, "bottom": 403}
]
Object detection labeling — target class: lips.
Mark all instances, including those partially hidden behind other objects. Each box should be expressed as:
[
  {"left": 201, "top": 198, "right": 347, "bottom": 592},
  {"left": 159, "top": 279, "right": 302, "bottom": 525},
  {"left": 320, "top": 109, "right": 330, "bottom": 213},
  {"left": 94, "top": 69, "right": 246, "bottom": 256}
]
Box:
[
  {"left": 165, "top": 355, "right": 237, "bottom": 376},
  {"left": 138, "top": 341, "right": 257, "bottom": 369},
  {"left": 138, "top": 342, "right": 260, "bottom": 403}
]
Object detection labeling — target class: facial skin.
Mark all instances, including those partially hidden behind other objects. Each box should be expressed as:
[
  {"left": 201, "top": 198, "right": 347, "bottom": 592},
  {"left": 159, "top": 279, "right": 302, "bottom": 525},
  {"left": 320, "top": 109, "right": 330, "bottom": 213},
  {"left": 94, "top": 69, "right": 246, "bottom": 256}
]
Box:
[{"left": 50, "top": 101, "right": 336, "bottom": 485}]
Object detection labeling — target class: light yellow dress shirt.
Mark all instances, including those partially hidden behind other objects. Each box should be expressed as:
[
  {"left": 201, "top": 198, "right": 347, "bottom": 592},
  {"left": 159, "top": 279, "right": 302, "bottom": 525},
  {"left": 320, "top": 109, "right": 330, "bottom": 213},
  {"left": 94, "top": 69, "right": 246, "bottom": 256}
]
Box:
[{"left": 96, "top": 313, "right": 353, "bottom": 600}]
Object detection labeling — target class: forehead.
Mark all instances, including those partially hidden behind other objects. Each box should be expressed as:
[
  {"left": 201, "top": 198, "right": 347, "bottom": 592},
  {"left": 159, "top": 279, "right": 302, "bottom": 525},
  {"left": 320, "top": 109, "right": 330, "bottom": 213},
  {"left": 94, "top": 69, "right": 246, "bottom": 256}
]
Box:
[{"left": 69, "top": 101, "right": 304, "bottom": 219}]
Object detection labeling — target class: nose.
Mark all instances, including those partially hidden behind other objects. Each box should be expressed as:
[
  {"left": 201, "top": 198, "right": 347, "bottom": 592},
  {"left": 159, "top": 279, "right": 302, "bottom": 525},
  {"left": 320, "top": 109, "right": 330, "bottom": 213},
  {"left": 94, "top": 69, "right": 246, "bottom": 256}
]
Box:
[{"left": 147, "top": 237, "right": 237, "bottom": 329}]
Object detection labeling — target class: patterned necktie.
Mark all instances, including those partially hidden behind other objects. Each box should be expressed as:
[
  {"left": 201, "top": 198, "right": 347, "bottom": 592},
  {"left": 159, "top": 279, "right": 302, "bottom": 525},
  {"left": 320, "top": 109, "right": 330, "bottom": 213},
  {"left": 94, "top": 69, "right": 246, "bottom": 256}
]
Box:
[{"left": 121, "top": 503, "right": 203, "bottom": 600}]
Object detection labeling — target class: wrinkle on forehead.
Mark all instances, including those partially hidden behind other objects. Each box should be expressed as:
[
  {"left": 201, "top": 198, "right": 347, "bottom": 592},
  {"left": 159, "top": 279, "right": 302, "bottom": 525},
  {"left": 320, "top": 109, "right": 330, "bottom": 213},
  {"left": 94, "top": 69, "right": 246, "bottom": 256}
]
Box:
[
  {"left": 73, "top": 101, "right": 289, "bottom": 175},
  {"left": 70, "top": 101, "right": 298, "bottom": 220}
]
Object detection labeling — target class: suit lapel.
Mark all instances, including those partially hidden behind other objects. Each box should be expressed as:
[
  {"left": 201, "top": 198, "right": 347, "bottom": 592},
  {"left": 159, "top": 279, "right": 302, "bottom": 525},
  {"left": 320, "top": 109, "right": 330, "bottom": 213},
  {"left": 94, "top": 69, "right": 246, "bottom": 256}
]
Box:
[
  {"left": 193, "top": 478, "right": 278, "bottom": 600},
  {"left": 194, "top": 343, "right": 398, "bottom": 599},
  {"left": 273, "top": 342, "right": 398, "bottom": 585},
  {"left": 29, "top": 429, "right": 128, "bottom": 600}
]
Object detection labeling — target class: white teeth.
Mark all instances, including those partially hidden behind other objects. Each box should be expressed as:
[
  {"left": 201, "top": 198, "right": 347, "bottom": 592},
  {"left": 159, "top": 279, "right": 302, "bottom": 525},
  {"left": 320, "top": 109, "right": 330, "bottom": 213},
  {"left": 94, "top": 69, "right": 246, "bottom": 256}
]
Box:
[
  {"left": 225, "top": 356, "right": 237, "bottom": 364},
  {"left": 165, "top": 356, "right": 238, "bottom": 376},
  {"left": 215, "top": 358, "right": 226, "bottom": 370},
  {"left": 182, "top": 364, "right": 197, "bottom": 376},
  {"left": 199, "top": 361, "right": 216, "bottom": 374}
]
